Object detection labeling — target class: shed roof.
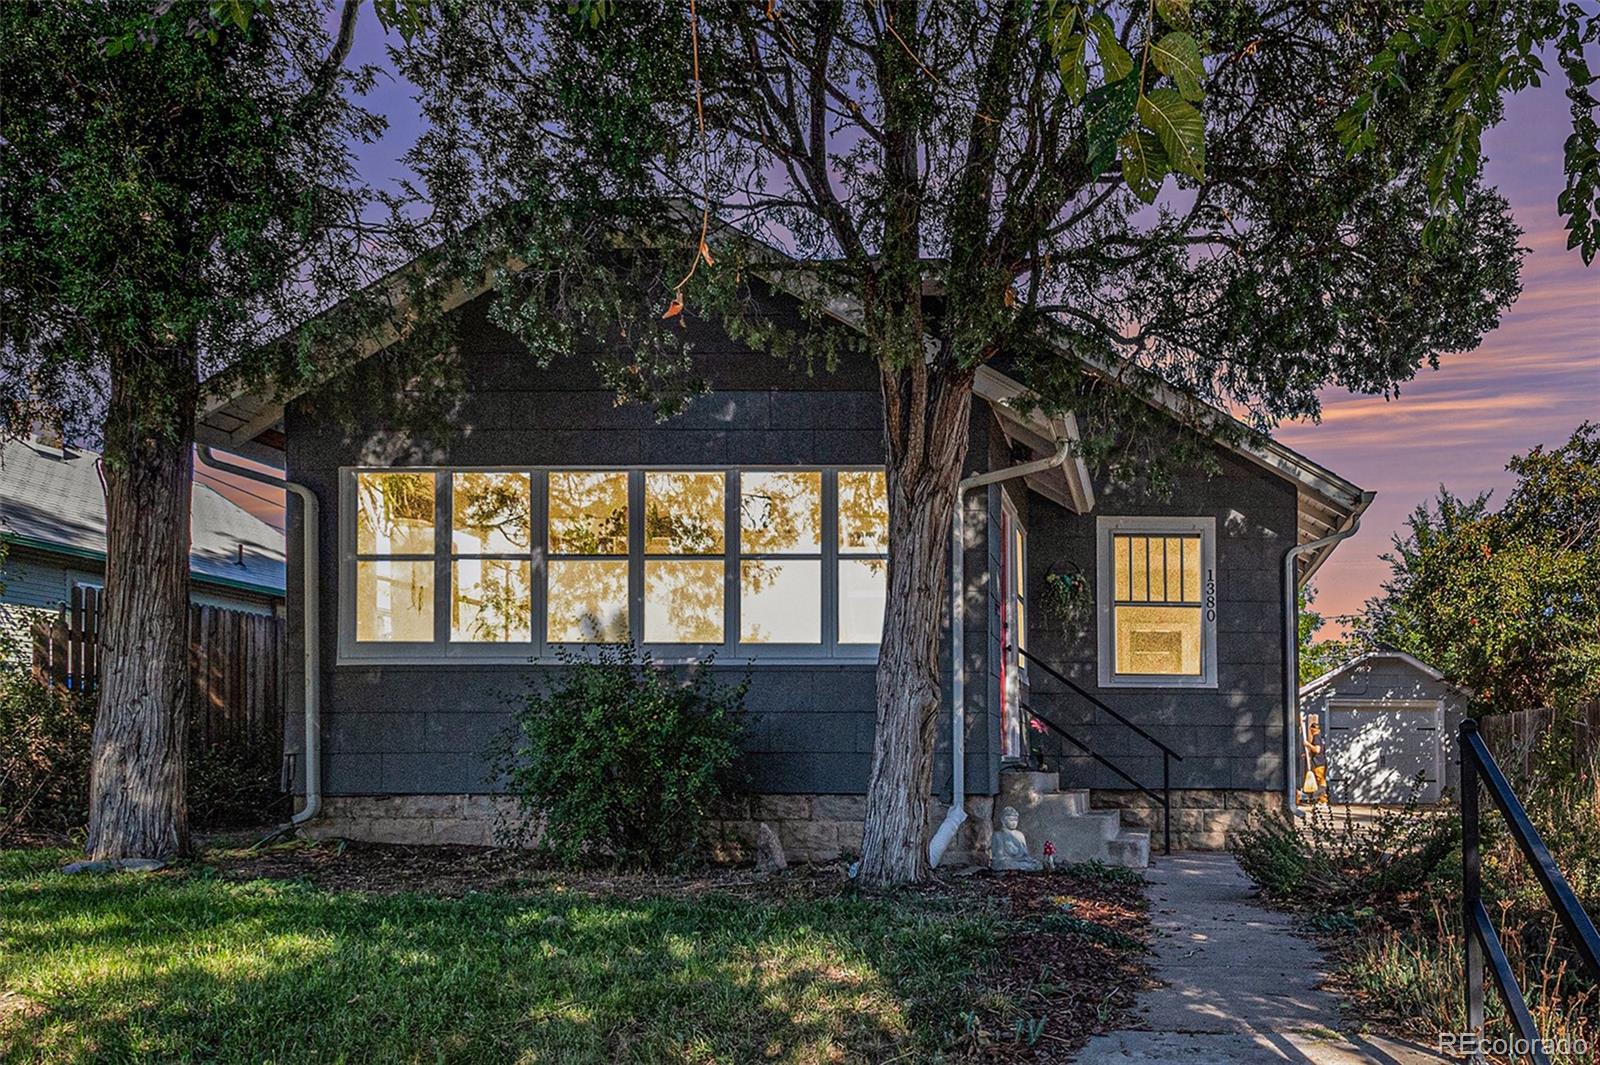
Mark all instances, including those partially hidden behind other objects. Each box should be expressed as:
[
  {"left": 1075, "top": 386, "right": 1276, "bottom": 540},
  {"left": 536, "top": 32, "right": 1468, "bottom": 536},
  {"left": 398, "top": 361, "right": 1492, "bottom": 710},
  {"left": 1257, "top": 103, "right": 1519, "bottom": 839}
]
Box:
[
  {"left": 1299, "top": 650, "right": 1469, "bottom": 700},
  {"left": 0, "top": 438, "right": 286, "bottom": 598}
]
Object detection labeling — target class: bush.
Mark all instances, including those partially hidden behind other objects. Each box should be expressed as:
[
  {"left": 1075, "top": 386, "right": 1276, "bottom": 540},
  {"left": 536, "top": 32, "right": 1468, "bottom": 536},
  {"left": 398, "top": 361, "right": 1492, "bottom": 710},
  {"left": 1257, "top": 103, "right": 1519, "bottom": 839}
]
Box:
[
  {"left": 0, "top": 670, "right": 93, "bottom": 842},
  {"left": 1233, "top": 739, "right": 1600, "bottom": 1060},
  {"left": 187, "top": 731, "right": 289, "bottom": 830},
  {"left": 1231, "top": 799, "right": 1460, "bottom": 916},
  {"left": 492, "top": 646, "right": 747, "bottom": 868}
]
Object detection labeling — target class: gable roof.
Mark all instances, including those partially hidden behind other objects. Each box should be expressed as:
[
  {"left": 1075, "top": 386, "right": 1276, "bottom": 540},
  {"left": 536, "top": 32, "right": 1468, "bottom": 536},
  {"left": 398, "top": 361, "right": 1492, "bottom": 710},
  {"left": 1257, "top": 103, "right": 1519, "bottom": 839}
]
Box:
[
  {"left": 1299, "top": 649, "right": 1469, "bottom": 700},
  {"left": 0, "top": 437, "right": 286, "bottom": 598},
  {"left": 194, "top": 234, "right": 1367, "bottom": 584}
]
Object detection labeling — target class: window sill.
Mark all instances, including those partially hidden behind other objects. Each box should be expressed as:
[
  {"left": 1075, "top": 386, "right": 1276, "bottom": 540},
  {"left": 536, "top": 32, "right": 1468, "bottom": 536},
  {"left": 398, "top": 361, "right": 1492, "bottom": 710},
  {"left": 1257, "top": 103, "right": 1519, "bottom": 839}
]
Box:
[
  {"left": 1096, "top": 675, "right": 1218, "bottom": 690},
  {"left": 333, "top": 652, "right": 882, "bottom": 669}
]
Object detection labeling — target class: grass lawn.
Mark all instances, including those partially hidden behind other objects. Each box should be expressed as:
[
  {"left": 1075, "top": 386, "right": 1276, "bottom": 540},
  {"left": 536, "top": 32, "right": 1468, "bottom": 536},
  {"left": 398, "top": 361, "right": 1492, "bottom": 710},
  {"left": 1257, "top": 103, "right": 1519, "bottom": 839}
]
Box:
[{"left": 0, "top": 842, "right": 1149, "bottom": 1063}]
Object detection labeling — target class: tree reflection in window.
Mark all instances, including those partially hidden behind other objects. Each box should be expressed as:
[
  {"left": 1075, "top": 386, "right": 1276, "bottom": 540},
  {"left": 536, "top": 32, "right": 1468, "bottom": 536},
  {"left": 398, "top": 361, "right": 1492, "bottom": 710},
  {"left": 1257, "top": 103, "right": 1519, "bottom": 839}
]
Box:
[
  {"left": 740, "top": 471, "right": 823, "bottom": 643},
  {"left": 549, "top": 471, "right": 628, "bottom": 554},
  {"left": 548, "top": 471, "right": 629, "bottom": 642},
  {"left": 453, "top": 472, "right": 531, "bottom": 553},
  {"left": 838, "top": 470, "right": 888, "bottom": 643},
  {"left": 357, "top": 471, "right": 434, "bottom": 554},
  {"left": 645, "top": 472, "right": 724, "bottom": 643}
]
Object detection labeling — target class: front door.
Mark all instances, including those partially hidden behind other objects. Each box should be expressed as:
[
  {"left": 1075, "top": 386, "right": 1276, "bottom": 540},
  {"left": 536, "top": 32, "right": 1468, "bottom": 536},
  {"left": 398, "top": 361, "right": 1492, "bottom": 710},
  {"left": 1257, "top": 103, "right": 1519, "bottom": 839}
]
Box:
[{"left": 999, "top": 496, "right": 1028, "bottom": 760}]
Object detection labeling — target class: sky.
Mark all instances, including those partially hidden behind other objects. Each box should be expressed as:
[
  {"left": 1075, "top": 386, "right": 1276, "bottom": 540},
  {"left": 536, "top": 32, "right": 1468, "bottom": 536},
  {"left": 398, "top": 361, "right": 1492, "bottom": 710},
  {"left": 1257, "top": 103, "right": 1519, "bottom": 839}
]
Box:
[
  {"left": 211, "top": 18, "right": 1598, "bottom": 630},
  {"left": 1275, "top": 73, "right": 1600, "bottom": 629}
]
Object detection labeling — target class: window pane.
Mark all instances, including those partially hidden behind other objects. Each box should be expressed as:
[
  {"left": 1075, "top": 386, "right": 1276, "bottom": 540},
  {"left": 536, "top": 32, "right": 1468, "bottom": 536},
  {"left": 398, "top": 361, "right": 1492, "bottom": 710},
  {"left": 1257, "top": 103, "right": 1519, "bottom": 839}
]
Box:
[
  {"left": 1148, "top": 537, "right": 1165, "bottom": 601},
  {"left": 357, "top": 472, "right": 434, "bottom": 554},
  {"left": 740, "top": 471, "right": 821, "bottom": 554},
  {"left": 1164, "top": 538, "right": 1183, "bottom": 601},
  {"left": 1114, "top": 605, "right": 1202, "bottom": 676},
  {"left": 1114, "top": 536, "right": 1131, "bottom": 600},
  {"left": 452, "top": 559, "right": 532, "bottom": 642},
  {"left": 549, "top": 472, "right": 628, "bottom": 555},
  {"left": 645, "top": 560, "right": 725, "bottom": 643},
  {"left": 452, "top": 472, "right": 531, "bottom": 554},
  {"left": 1181, "top": 536, "right": 1201, "bottom": 604},
  {"left": 547, "top": 560, "right": 629, "bottom": 642},
  {"left": 740, "top": 559, "right": 821, "bottom": 643},
  {"left": 355, "top": 560, "right": 434, "bottom": 642},
  {"left": 838, "top": 559, "right": 886, "bottom": 644},
  {"left": 1128, "top": 536, "right": 1149, "bottom": 602},
  {"left": 644, "top": 472, "right": 725, "bottom": 555},
  {"left": 838, "top": 470, "right": 888, "bottom": 553}
]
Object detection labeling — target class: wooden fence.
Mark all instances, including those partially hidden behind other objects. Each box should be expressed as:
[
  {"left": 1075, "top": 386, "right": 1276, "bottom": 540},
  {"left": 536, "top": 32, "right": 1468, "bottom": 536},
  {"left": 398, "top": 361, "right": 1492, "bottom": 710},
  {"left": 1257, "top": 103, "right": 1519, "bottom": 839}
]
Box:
[
  {"left": 31, "top": 585, "right": 285, "bottom": 757},
  {"left": 1478, "top": 700, "right": 1600, "bottom": 782}
]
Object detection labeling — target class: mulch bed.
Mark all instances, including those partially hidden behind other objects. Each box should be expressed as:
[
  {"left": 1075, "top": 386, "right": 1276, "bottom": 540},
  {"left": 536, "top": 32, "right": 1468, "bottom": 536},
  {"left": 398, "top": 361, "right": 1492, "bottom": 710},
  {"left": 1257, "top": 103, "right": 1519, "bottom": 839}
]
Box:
[{"left": 966, "top": 869, "right": 1155, "bottom": 1061}]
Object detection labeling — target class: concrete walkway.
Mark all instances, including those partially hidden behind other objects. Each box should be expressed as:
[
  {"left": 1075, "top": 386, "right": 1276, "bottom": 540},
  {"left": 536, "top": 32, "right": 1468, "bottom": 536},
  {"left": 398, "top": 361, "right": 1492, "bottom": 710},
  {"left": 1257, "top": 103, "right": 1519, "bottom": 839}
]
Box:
[{"left": 1076, "top": 853, "right": 1451, "bottom": 1064}]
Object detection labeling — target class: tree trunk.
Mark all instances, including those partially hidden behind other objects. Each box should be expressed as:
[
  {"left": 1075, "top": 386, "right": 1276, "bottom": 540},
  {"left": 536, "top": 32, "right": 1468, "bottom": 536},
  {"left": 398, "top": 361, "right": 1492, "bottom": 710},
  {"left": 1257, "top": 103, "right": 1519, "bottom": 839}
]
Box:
[
  {"left": 858, "top": 360, "right": 975, "bottom": 887},
  {"left": 87, "top": 354, "right": 196, "bottom": 860}
]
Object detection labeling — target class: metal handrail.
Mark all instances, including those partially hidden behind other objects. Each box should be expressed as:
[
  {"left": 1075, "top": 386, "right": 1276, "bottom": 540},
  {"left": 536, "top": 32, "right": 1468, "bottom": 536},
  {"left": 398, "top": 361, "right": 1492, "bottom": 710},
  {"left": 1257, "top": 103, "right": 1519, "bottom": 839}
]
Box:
[
  {"left": 1460, "top": 718, "right": 1600, "bottom": 1063},
  {"left": 1016, "top": 647, "right": 1184, "bottom": 761},
  {"left": 1015, "top": 651, "right": 1180, "bottom": 855}
]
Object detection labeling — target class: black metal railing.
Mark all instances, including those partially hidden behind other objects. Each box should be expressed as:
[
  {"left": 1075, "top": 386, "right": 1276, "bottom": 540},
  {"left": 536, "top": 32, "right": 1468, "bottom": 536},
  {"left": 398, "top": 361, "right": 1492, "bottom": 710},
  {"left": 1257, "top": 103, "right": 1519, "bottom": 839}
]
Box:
[
  {"left": 1460, "top": 718, "right": 1600, "bottom": 1063},
  {"left": 1015, "top": 647, "right": 1183, "bottom": 855}
]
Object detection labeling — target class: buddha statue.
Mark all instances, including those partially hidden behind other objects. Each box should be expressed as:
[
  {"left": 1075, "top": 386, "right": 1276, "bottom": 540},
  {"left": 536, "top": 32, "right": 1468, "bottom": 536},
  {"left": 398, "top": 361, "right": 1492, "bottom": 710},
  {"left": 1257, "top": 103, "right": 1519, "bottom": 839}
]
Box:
[{"left": 990, "top": 805, "right": 1042, "bottom": 872}]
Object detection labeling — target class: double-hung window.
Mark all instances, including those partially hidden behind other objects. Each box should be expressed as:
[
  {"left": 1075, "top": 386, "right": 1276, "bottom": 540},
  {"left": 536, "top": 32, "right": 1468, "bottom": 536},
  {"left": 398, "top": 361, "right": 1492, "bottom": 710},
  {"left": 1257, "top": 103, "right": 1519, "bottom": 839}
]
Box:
[
  {"left": 339, "top": 467, "right": 889, "bottom": 664},
  {"left": 1095, "top": 516, "right": 1217, "bottom": 688}
]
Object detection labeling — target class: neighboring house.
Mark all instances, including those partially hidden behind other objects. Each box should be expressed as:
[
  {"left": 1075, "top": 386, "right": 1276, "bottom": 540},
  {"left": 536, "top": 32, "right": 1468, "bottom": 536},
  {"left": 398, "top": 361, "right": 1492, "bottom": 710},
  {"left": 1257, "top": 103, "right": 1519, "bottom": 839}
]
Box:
[
  {"left": 0, "top": 436, "right": 287, "bottom": 657},
  {"left": 1299, "top": 650, "right": 1469, "bottom": 805},
  {"left": 195, "top": 262, "right": 1371, "bottom": 865}
]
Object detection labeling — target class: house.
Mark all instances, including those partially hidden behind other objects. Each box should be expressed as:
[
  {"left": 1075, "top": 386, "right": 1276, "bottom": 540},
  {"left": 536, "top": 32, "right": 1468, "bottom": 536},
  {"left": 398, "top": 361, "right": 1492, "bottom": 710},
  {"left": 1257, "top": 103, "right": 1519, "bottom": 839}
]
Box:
[
  {"left": 0, "top": 435, "right": 287, "bottom": 656},
  {"left": 193, "top": 263, "right": 1371, "bottom": 866},
  {"left": 1299, "top": 650, "right": 1469, "bottom": 805}
]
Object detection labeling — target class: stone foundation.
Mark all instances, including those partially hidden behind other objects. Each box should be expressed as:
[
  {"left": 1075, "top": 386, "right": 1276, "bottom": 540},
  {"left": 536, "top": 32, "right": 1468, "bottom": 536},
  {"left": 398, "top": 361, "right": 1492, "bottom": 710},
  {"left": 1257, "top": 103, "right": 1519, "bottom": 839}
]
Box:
[
  {"left": 303, "top": 795, "right": 529, "bottom": 848},
  {"left": 1090, "top": 789, "right": 1282, "bottom": 850},
  {"left": 306, "top": 792, "right": 998, "bottom": 866},
  {"left": 708, "top": 793, "right": 996, "bottom": 865}
]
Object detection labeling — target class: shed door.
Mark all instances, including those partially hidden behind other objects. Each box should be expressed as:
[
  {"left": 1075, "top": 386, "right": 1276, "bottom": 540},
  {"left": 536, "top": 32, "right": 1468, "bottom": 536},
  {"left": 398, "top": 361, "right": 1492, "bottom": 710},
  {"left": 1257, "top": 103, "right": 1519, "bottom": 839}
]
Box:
[{"left": 1325, "top": 702, "right": 1444, "bottom": 804}]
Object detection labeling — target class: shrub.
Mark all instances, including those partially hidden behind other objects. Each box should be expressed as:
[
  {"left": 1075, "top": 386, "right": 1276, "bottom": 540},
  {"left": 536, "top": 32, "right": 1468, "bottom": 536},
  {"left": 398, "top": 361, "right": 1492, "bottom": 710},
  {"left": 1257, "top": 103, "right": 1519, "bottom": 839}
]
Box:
[
  {"left": 0, "top": 669, "right": 93, "bottom": 842},
  {"left": 1230, "top": 798, "right": 1459, "bottom": 916},
  {"left": 187, "top": 729, "right": 289, "bottom": 830},
  {"left": 492, "top": 646, "right": 747, "bottom": 868}
]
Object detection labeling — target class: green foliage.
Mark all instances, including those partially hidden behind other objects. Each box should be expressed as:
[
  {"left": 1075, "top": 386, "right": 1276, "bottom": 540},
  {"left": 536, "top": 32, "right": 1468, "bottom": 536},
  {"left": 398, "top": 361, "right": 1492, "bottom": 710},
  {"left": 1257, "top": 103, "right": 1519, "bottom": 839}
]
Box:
[
  {"left": 399, "top": 2, "right": 1527, "bottom": 447},
  {"left": 1336, "top": 1, "right": 1600, "bottom": 261},
  {"left": 492, "top": 646, "right": 747, "bottom": 868},
  {"left": 0, "top": 1, "right": 430, "bottom": 450},
  {"left": 1356, "top": 423, "right": 1600, "bottom": 711},
  {"left": 1044, "top": 1, "right": 1205, "bottom": 196},
  {"left": 0, "top": 669, "right": 92, "bottom": 842},
  {"left": 1297, "top": 585, "right": 1354, "bottom": 685},
  {"left": 1240, "top": 726, "right": 1600, "bottom": 1059},
  {"left": 0, "top": 659, "right": 285, "bottom": 838},
  {"left": 1231, "top": 800, "right": 1461, "bottom": 915}
]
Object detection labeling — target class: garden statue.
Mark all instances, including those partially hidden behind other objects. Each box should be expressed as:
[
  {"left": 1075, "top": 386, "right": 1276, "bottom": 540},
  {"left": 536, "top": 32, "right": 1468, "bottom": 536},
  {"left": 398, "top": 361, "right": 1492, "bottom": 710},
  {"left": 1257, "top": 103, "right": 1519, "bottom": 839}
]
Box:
[
  {"left": 990, "top": 806, "right": 1042, "bottom": 872},
  {"left": 1042, "top": 840, "right": 1056, "bottom": 873}
]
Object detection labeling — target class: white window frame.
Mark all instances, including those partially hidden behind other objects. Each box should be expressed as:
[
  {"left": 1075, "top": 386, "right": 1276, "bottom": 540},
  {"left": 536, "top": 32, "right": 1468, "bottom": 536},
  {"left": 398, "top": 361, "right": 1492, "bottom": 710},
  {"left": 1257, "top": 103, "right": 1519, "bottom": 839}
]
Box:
[
  {"left": 336, "top": 465, "right": 886, "bottom": 666},
  {"left": 1095, "top": 515, "right": 1218, "bottom": 689},
  {"left": 999, "top": 491, "right": 1027, "bottom": 760}
]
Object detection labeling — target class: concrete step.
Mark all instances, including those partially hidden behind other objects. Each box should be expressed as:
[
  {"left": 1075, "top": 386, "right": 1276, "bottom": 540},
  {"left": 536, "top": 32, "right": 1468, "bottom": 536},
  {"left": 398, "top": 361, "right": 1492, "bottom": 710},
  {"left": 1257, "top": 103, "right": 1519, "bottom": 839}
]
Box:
[
  {"left": 995, "top": 767, "right": 1150, "bottom": 869},
  {"left": 1107, "top": 828, "right": 1151, "bottom": 869},
  {"left": 999, "top": 768, "right": 1060, "bottom": 798}
]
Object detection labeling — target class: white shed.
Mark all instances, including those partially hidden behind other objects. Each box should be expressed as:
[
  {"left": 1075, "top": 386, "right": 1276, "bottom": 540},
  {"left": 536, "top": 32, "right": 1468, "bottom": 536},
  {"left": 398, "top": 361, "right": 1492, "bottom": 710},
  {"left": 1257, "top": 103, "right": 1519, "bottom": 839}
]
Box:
[{"left": 1299, "top": 651, "right": 1470, "bottom": 804}]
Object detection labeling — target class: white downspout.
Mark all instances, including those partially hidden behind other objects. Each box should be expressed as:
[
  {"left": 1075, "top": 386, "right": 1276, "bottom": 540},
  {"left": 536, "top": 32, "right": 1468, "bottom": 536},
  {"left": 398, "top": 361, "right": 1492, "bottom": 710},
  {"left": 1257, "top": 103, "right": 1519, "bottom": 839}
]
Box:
[
  {"left": 196, "top": 447, "right": 321, "bottom": 826},
  {"left": 929, "top": 440, "right": 1073, "bottom": 868},
  {"left": 1282, "top": 491, "right": 1375, "bottom": 819}
]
